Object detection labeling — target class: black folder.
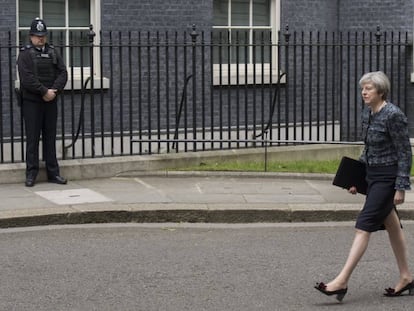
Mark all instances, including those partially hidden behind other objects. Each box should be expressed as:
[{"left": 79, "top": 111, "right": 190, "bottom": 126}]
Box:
[{"left": 332, "top": 156, "right": 367, "bottom": 195}]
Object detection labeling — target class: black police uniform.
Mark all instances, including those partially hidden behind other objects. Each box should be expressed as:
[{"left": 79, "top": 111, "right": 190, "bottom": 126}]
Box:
[{"left": 17, "top": 19, "right": 68, "bottom": 184}]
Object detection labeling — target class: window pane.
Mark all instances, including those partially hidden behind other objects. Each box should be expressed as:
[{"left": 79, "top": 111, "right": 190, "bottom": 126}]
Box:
[
  {"left": 46, "top": 31, "right": 67, "bottom": 64},
  {"left": 43, "top": 0, "right": 65, "bottom": 27},
  {"left": 212, "top": 30, "right": 229, "bottom": 64},
  {"left": 231, "top": 29, "right": 249, "bottom": 64},
  {"left": 47, "top": 30, "right": 66, "bottom": 46},
  {"left": 19, "top": 0, "right": 39, "bottom": 27},
  {"left": 213, "top": 0, "right": 228, "bottom": 26},
  {"left": 231, "top": 0, "right": 249, "bottom": 26},
  {"left": 68, "top": 31, "right": 90, "bottom": 67},
  {"left": 253, "top": 0, "right": 270, "bottom": 26},
  {"left": 69, "top": 0, "right": 90, "bottom": 27},
  {"left": 253, "top": 30, "right": 271, "bottom": 63},
  {"left": 19, "top": 30, "right": 31, "bottom": 46}
]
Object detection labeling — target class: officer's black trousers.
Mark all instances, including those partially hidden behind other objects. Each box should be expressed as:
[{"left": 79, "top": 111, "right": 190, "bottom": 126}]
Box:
[{"left": 22, "top": 98, "right": 60, "bottom": 179}]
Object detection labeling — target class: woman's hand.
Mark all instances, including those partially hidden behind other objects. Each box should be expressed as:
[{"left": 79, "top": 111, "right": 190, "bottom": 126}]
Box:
[
  {"left": 394, "top": 190, "right": 405, "bottom": 205},
  {"left": 348, "top": 186, "right": 358, "bottom": 195}
]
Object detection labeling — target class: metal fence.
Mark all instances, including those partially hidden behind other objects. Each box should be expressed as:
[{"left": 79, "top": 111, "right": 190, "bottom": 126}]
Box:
[{"left": 0, "top": 25, "right": 412, "bottom": 164}]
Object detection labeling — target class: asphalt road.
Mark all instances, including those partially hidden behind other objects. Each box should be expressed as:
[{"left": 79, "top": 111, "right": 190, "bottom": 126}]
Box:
[{"left": 1, "top": 222, "right": 414, "bottom": 311}]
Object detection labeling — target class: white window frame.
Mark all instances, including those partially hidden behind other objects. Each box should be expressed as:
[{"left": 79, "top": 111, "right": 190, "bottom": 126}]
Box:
[
  {"left": 16, "top": 0, "right": 108, "bottom": 90},
  {"left": 212, "top": 0, "right": 281, "bottom": 85}
]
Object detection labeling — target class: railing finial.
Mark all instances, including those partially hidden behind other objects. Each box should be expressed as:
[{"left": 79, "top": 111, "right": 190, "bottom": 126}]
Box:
[
  {"left": 375, "top": 25, "right": 382, "bottom": 42},
  {"left": 284, "top": 24, "right": 291, "bottom": 42},
  {"left": 190, "top": 24, "right": 199, "bottom": 45},
  {"left": 88, "top": 24, "right": 96, "bottom": 44}
]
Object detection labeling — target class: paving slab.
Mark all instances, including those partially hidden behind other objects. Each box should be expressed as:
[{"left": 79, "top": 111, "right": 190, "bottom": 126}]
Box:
[{"left": 0, "top": 171, "right": 413, "bottom": 228}]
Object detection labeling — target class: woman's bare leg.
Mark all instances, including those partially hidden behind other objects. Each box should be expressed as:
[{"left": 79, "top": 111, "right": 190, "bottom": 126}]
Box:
[
  {"left": 325, "top": 229, "right": 371, "bottom": 291},
  {"left": 384, "top": 209, "right": 413, "bottom": 291}
]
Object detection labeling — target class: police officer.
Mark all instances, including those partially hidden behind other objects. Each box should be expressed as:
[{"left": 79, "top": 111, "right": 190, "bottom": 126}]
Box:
[{"left": 17, "top": 18, "right": 68, "bottom": 187}]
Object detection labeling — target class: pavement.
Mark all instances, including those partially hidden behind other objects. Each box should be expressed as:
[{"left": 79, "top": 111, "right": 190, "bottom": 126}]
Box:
[{"left": 2, "top": 168, "right": 414, "bottom": 228}]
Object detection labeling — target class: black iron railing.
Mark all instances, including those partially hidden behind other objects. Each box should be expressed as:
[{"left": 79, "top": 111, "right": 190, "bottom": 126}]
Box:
[{"left": 0, "top": 25, "right": 412, "bottom": 163}]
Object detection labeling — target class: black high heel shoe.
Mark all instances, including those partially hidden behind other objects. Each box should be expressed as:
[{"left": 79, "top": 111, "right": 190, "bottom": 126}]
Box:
[
  {"left": 314, "top": 282, "right": 348, "bottom": 302},
  {"left": 384, "top": 281, "right": 414, "bottom": 297}
]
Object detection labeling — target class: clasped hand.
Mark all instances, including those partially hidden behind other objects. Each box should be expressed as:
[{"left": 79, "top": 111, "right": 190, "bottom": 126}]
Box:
[{"left": 42, "top": 89, "right": 57, "bottom": 102}]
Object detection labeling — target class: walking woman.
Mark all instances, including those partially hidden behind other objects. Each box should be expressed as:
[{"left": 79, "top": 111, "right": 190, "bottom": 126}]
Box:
[{"left": 315, "top": 71, "right": 413, "bottom": 302}]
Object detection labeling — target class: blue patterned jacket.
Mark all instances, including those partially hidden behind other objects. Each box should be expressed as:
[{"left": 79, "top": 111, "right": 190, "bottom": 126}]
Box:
[{"left": 359, "top": 102, "right": 412, "bottom": 190}]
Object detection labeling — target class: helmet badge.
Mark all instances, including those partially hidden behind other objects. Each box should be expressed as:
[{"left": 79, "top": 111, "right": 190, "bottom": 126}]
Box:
[{"left": 36, "top": 21, "right": 45, "bottom": 32}]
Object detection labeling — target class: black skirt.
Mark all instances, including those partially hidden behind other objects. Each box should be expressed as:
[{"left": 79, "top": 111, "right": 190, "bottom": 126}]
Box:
[{"left": 355, "top": 165, "right": 398, "bottom": 232}]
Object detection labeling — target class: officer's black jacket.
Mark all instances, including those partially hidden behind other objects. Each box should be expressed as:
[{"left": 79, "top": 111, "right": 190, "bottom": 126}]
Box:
[{"left": 17, "top": 43, "right": 68, "bottom": 101}]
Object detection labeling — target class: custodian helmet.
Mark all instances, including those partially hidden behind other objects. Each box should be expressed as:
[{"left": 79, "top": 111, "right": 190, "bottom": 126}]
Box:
[{"left": 29, "top": 18, "right": 48, "bottom": 36}]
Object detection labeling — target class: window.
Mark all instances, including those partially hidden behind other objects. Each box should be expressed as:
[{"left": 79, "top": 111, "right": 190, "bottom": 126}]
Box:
[
  {"left": 17, "top": 0, "right": 106, "bottom": 89},
  {"left": 212, "top": 0, "right": 281, "bottom": 85}
]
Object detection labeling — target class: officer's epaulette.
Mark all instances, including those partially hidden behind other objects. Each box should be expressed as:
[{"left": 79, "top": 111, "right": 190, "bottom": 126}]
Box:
[{"left": 20, "top": 44, "right": 32, "bottom": 51}]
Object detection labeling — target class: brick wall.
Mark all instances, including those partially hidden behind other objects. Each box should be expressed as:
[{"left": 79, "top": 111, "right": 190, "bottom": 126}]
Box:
[
  {"left": 281, "top": 0, "right": 413, "bottom": 33},
  {"left": 281, "top": 0, "right": 338, "bottom": 31},
  {"left": 0, "top": 0, "right": 15, "bottom": 31},
  {"left": 338, "top": 0, "right": 412, "bottom": 32},
  {"left": 101, "top": 0, "right": 213, "bottom": 32}
]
